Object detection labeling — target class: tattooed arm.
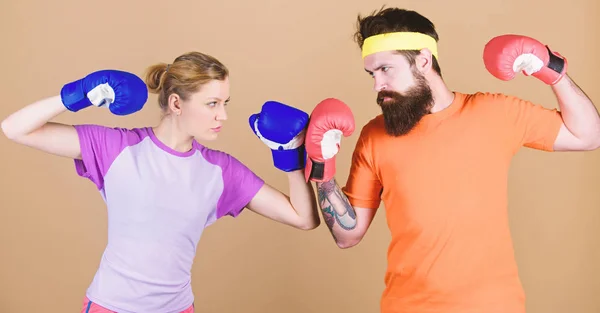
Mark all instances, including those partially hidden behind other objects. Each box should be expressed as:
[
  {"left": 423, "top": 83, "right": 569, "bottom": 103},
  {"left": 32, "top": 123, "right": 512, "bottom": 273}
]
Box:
[
  {"left": 551, "top": 75, "right": 600, "bottom": 151},
  {"left": 316, "top": 178, "right": 378, "bottom": 249}
]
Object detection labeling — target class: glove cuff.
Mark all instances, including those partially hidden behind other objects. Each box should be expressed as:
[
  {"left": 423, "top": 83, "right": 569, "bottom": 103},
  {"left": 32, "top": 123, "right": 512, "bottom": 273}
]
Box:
[
  {"left": 304, "top": 157, "right": 336, "bottom": 182},
  {"left": 271, "top": 145, "right": 306, "bottom": 172},
  {"left": 533, "top": 46, "right": 568, "bottom": 85},
  {"left": 60, "top": 79, "right": 92, "bottom": 112}
]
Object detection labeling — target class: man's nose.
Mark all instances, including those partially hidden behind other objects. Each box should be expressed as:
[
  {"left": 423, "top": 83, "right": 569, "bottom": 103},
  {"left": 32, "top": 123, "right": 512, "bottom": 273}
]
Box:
[{"left": 374, "top": 76, "right": 387, "bottom": 92}]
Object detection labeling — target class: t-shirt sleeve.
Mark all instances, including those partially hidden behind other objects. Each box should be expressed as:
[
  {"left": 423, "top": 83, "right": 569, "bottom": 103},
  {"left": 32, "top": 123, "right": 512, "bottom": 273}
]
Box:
[
  {"left": 73, "top": 124, "right": 132, "bottom": 190},
  {"left": 342, "top": 126, "right": 382, "bottom": 209},
  {"left": 216, "top": 153, "right": 265, "bottom": 218},
  {"left": 497, "top": 93, "right": 564, "bottom": 152}
]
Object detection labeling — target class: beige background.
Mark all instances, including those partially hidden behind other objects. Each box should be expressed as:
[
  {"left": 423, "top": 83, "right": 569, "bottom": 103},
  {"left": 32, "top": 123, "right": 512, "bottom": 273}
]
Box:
[{"left": 1, "top": 0, "right": 599, "bottom": 312}]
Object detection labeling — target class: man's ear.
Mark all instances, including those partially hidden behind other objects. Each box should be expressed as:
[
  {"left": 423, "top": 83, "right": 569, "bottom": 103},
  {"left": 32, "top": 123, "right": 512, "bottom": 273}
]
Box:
[
  {"left": 416, "top": 49, "right": 433, "bottom": 74},
  {"left": 168, "top": 93, "right": 182, "bottom": 115}
]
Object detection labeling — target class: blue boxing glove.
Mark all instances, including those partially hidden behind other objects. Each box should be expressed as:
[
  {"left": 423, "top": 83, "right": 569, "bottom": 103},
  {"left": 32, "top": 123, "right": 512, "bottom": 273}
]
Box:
[
  {"left": 249, "top": 101, "right": 309, "bottom": 172},
  {"left": 60, "top": 69, "right": 148, "bottom": 115}
]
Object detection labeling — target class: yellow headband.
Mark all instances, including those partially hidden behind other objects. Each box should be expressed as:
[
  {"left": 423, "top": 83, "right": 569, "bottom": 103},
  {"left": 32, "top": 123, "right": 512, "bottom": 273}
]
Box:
[{"left": 361, "top": 32, "right": 439, "bottom": 59}]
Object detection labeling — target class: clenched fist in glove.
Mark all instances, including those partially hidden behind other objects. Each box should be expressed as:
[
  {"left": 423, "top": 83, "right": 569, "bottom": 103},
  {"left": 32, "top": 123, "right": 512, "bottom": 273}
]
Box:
[
  {"left": 61, "top": 69, "right": 148, "bottom": 115},
  {"left": 305, "top": 98, "right": 355, "bottom": 183},
  {"left": 483, "top": 34, "right": 568, "bottom": 85},
  {"left": 250, "top": 101, "right": 309, "bottom": 172}
]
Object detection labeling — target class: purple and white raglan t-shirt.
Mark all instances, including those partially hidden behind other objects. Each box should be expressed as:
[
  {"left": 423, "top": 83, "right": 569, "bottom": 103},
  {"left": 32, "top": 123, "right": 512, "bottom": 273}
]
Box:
[{"left": 73, "top": 124, "right": 265, "bottom": 313}]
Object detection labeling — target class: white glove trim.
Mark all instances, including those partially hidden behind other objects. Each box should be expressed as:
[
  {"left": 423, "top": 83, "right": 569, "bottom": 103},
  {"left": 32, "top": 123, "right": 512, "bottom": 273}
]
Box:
[
  {"left": 87, "top": 83, "right": 115, "bottom": 108},
  {"left": 253, "top": 119, "right": 306, "bottom": 150},
  {"left": 513, "top": 54, "right": 544, "bottom": 75},
  {"left": 321, "top": 129, "right": 342, "bottom": 159}
]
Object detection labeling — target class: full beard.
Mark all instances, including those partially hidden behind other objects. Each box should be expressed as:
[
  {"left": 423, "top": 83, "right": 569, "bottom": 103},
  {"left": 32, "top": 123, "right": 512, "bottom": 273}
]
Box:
[{"left": 376, "top": 74, "right": 434, "bottom": 136}]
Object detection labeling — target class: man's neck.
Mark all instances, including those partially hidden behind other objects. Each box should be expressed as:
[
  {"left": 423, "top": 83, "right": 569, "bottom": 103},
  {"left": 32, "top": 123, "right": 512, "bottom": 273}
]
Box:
[
  {"left": 153, "top": 115, "right": 194, "bottom": 153},
  {"left": 428, "top": 76, "right": 455, "bottom": 114}
]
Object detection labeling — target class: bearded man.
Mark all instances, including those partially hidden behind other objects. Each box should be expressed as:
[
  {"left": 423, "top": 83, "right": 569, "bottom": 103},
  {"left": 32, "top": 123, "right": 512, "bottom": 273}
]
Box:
[{"left": 301, "top": 6, "right": 600, "bottom": 313}]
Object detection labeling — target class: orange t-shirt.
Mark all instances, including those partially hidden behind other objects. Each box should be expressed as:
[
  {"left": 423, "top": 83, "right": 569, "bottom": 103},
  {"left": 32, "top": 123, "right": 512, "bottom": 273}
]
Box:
[{"left": 343, "top": 92, "right": 563, "bottom": 313}]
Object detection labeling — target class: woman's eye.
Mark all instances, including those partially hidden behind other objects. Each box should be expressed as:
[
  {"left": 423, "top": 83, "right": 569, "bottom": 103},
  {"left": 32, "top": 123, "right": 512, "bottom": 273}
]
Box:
[
  {"left": 207, "top": 102, "right": 217, "bottom": 107},
  {"left": 382, "top": 66, "right": 389, "bottom": 72}
]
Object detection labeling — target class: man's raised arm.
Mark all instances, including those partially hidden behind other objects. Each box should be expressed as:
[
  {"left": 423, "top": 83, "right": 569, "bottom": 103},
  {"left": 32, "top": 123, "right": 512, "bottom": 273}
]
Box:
[
  {"left": 483, "top": 34, "right": 600, "bottom": 151},
  {"left": 304, "top": 98, "right": 381, "bottom": 248},
  {"left": 316, "top": 178, "right": 378, "bottom": 248}
]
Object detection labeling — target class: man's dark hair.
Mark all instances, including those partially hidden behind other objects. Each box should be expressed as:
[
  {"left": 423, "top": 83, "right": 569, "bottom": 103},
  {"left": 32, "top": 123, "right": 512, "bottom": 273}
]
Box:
[{"left": 354, "top": 7, "right": 442, "bottom": 76}]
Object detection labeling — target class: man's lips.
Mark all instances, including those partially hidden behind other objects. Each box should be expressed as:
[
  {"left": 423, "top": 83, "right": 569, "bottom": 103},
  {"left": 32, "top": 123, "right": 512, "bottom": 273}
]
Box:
[{"left": 378, "top": 96, "right": 393, "bottom": 103}]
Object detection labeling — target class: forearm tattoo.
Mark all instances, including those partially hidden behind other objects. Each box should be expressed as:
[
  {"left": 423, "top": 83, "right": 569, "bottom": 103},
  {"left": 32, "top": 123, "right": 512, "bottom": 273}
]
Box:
[{"left": 317, "top": 179, "right": 357, "bottom": 232}]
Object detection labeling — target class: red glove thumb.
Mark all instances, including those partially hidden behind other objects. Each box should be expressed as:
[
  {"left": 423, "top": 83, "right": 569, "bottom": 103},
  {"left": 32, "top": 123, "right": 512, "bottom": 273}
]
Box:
[
  {"left": 483, "top": 34, "right": 567, "bottom": 85},
  {"left": 304, "top": 98, "right": 355, "bottom": 182}
]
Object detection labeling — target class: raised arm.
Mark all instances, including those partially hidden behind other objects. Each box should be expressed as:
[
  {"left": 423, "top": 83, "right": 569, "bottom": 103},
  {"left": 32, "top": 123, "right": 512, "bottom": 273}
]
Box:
[
  {"left": 551, "top": 75, "right": 600, "bottom": 151},
  {"left": 1, "top": 70, "right": 148, "bottom": 158},
  {"left": 247, "top": 170, "right": 319, "bottom": 230},
  {"left": 1, "top": 95, "right": 81, "bottom": 158},
  {"left": 246, "top": 100, "right": 320, "bottom": 230},
  {"left": 483, "top": 34, "right": 600, "bottom": 152},
  {"left": 304, "top": 98, "right": 381, "bottom": 248},
  {"left": 315, "top": 178, "right": 377, "bottom": 248}
]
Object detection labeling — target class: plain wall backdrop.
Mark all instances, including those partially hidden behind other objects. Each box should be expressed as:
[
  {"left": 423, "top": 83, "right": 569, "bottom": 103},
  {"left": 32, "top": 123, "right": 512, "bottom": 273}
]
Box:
[{"left": 1, "top": 0, "right": 598, "bottom": 312}]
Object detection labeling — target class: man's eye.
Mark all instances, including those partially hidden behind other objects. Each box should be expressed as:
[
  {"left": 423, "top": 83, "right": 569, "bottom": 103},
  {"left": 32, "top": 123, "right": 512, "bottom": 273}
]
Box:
[{"left": 382, "top": 67, "right": 389, "bottom": 72}]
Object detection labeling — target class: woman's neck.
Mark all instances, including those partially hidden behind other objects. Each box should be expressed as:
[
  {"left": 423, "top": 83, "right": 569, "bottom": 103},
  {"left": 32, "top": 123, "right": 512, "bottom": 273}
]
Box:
[{"left": 152, "top": 115, "right": 194, "bottom": 153}]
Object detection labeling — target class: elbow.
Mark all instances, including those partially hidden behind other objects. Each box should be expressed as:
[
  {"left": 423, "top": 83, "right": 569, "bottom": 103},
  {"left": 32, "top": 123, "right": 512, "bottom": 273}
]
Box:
[
  {"left": 581, "top": 135, "right": 600, "bottom": 151},
  {"left": 0, "top": 118, "right": 16, "bottom": 141},
  {"left": 587, "top": 124, "right": 600, "bottom": 150},
  {"left": 587, "top": 143, "right": 600, "bottom": 151},
  {"left": 297, "top": 219, "right": 321, "bottom": 231},
  {"left": 1, "top": 118, "right": 25, "bottom": 142},
  {"left": 335, "top": 237, "right": 361, "bottom": 249},
  {"left": 300, "top": 224, "right": 319, "bottom": 231},
  {"left": 588, "top": 137, "right": 600, "bottom": 151}
]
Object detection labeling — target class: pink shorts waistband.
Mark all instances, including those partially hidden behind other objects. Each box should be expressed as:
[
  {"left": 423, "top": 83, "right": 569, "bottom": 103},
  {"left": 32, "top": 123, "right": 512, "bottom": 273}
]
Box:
[{"left": 80, "top": 297, "right": 194, "bottom": 313}]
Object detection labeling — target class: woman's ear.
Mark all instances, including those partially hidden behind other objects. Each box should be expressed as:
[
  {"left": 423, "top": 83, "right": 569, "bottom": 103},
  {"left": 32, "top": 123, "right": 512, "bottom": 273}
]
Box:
[{"left": 168, "top": 93, "right": 182, "bottom": 116}]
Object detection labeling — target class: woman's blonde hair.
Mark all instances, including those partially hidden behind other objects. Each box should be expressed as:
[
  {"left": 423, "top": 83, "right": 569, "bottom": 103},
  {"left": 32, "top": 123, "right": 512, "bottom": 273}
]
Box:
[{"left": 144, "top": 51, "right": 229, "bottom": 112}]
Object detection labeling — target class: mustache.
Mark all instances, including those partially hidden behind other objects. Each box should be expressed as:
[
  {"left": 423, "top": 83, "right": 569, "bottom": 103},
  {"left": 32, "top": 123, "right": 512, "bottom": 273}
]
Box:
[
  {"left": 373, "top": 80, "right": 434, "bottom": 137},
  {"left": 376, "top": 90, "right": 402, "bottom": 105}
]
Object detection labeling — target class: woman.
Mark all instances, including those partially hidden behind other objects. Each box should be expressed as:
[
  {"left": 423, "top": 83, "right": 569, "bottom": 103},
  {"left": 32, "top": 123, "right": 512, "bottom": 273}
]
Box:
[{"left": 1, "top": 51, "right": 320, "bottom": 313}]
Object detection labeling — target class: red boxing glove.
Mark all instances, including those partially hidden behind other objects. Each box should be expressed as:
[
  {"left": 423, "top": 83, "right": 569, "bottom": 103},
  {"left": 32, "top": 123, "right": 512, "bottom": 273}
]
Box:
[
  {"left": 483, "top": 34, "right": 568, "bottom": 85},
  {"left": 304, "top": 98, "right": 355, "bottom": 183}
]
